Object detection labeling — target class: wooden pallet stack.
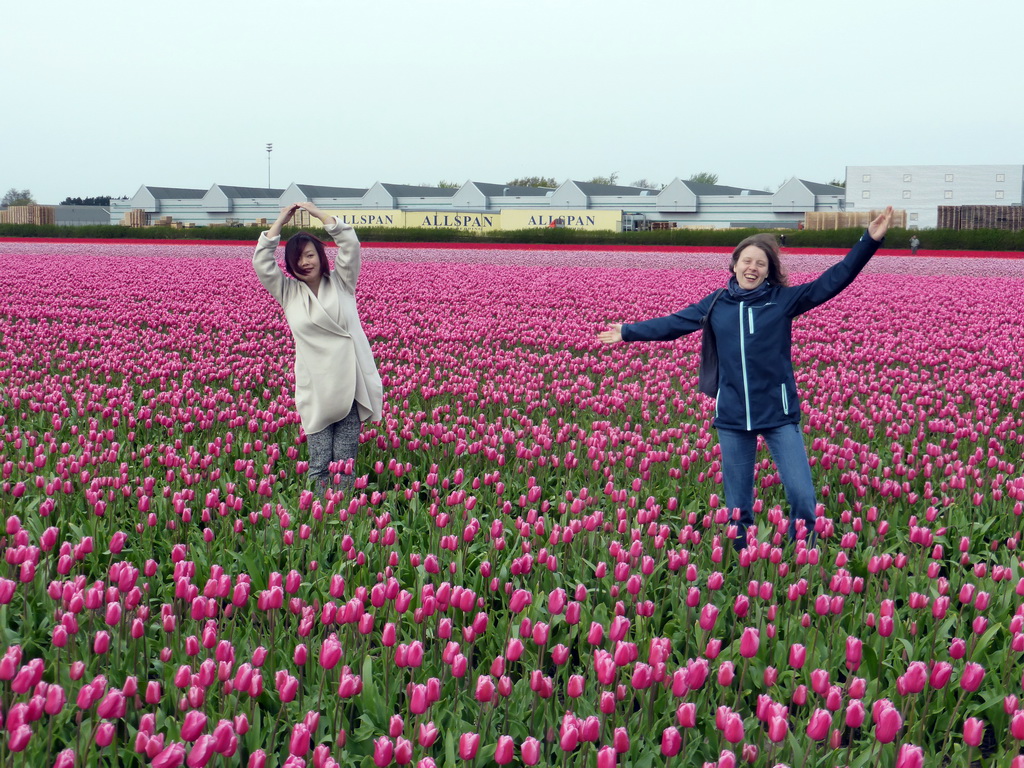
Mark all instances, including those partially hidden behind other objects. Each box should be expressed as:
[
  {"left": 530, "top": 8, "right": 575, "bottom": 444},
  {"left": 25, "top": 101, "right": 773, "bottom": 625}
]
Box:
[
  {"left": 804, "top": 209, "right": 906, "bottom": 230},
  {"left": 937, "top": 205, "right": 1024, "bottom": 230},
  {"left": 0, "top": 205, "right": 56, "bottom": 225},
  {"left": 122, "top": 209, "right": 148, "bottom": 227},
  {"left": 937, "top": 206, "right": 960, "bottom": 229}
]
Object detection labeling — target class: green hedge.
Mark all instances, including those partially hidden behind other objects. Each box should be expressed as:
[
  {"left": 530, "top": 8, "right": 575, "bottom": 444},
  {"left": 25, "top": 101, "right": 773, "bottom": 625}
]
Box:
[{"left": 2, "top": 222, "right": 1023, "bottom": 250}]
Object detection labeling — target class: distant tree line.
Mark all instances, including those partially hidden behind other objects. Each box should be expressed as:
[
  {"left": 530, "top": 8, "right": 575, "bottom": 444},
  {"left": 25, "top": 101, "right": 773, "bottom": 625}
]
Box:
[
  {"left": 60, "top": 196, "right": 117, "bottom": 206},
  {"left": 504, "top": 172, "right": 720, "bottom": 189}
]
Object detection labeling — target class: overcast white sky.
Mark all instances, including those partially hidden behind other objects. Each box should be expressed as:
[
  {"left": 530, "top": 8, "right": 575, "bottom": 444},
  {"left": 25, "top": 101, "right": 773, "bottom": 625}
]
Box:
[{"left": 4, "top": 0, "right": 1022, "bottom": 203}]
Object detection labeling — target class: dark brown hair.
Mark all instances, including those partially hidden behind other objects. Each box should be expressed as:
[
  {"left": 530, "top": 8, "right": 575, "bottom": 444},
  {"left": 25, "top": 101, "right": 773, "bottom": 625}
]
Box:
[
  {"left": 283, "top": 232, "right": 330, "bottom": 279},
  {"left": 729, "top": 233, "right": 788, "bottom": 287}
]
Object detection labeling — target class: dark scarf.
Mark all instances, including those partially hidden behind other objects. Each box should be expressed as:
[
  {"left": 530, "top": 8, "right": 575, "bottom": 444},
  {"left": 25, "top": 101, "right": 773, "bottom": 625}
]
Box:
[{"left": 727, "top": 276, "right": 773, "bottom": 301}]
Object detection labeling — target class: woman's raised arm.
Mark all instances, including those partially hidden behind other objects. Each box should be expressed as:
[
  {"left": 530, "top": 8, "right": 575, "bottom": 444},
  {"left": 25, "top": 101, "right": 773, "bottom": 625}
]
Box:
[
  {"left": 252, "top": 205, "right": 300, "bottom": 303},
  {"left": 786, "top": 206, "right": 893, "bottom": 316}
]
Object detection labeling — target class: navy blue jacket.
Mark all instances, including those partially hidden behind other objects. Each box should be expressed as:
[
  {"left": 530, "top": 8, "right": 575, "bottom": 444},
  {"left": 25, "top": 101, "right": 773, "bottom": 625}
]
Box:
[{"left": 621, "top": 231, "right": 883, "bottom": 431}]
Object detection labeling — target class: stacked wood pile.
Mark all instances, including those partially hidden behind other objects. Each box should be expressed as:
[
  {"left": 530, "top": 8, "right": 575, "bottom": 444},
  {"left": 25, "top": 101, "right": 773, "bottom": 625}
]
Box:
[
  {"left": 0, "top": 205, "right": 56, "bottom": 225},
  {"left": 937, "top": 205, "right": 1024, "bottom": 230},
  {"left": 121, "top": 209, "right": 148, "bottom": 227},
  {"left": 804, "top": 209, "right": 907, "bottom": 230}
]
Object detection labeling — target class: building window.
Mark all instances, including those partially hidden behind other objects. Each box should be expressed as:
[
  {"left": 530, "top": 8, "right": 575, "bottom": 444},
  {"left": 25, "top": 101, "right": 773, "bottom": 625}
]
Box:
[
  {"left": 903, "top": 173, "right": 912, "bottom": 183},
  {"left": 996, "top": 190, "right": 1005, "bottom": 199},
  {"left": 945, "top": 173, "right": 954, "bottom": 182},
  {"left": 902, "top": 190, "right": 911, "bottom": 199},
  {"left": 996, "top": 173, "right": 1005, "bottom": 182},
  {"left": 909, "top": 213, "right": 919, "bottom": 221},
  {"left": 862, "top": 190, "right": 871, "bottom": 199},
  {"left": 862, "top": 174, "right": 871, "bottom": 183},
  {"left": 944, "top": 190, "right": 953, "bottom": 199}
]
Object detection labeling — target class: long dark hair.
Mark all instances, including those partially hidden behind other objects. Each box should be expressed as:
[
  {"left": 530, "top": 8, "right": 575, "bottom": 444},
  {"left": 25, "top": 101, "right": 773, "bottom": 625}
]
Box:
[
  {"left": 283, "top": 232, "right": 330, "bottom": 279},
  {"left": 729, "top": 233, "right": 788, "bottom": 287}
]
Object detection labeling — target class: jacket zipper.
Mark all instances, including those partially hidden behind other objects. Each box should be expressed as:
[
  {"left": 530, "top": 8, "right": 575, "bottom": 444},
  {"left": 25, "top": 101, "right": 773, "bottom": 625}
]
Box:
[
  {"left": 739, "top": 302, "right": 751, "bottom": 430},
  {"left": 781, "top": 384, "right": 789, "bottom": 415},
  {"left": 748, "top": 308, "right": 755, "bottom": 334}
]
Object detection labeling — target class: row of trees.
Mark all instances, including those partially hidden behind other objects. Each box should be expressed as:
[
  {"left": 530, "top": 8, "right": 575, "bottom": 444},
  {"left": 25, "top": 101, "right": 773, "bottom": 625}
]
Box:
[
  {"left": 428, "top": 172, "right": 724, "bottom": 190},
  {"left": 505, "top": 172, "right": 721, "bottom": 189},
  {"left": 60, "top": 196, "right": 116, "bottom": 206}
]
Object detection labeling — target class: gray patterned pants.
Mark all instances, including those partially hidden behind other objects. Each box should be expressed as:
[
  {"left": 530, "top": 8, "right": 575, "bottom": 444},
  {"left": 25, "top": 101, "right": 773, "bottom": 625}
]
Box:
[{"left": 306, "top": 405, "right": 361, "bottom": 496}]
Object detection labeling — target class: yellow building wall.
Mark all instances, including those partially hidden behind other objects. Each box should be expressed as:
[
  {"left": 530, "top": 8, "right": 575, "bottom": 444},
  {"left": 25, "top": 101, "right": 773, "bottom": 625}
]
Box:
[
  {"left": 323, "top": 210, "right": 408, "bottom": 227},
  {"left": 501, "top": 209, "right": 622, "bottom": 231},
  {"left": 407, "top": 211, "right": 501, "bottom": 231},
  {"left": 320, "top": 208, "right": 624, "bottom": 231},
  {"left": 322, "top": 210, "right": 502, "bottom": 230}
]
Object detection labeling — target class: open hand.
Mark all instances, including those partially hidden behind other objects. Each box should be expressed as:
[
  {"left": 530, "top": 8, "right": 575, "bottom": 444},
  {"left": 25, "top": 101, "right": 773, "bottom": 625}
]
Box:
[
  {"left": 868, "top": 206, "right": 894, "bottom": 242},
  {"left": 597, "top": 324, "right": 623, "bottom": 344}
]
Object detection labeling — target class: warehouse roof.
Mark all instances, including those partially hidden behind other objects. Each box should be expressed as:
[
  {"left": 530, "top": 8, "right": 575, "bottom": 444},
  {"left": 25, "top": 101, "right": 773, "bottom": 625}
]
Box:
[
  {"left": 145, "top": 187, "right": 207, "bottom": 199},
  {"left": 380, "top": 183, "right": 458, "bottom": 197},
  {"left": 217, "top": 186, "right": 286, "bottom": 198},
  {"left": 573, "top": 181, "right": 652, "bottom": 196},
  {"left": 295, "top": 184, "right": 367, "bottom": 197},
  {"left": 800, "top": 180, "right": 846, "bottom": 195},
  {"left": 472, "top": 182, "right": 553, "bottom": 196},
  {"left": 683, "top": 181, "right": 770, "bottom": 196}
]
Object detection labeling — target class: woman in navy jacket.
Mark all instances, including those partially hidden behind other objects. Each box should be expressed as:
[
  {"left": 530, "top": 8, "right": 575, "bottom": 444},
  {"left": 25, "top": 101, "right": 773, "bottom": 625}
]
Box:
[{"left": 599, "top": 206, "right": 893, "bottom": 549}]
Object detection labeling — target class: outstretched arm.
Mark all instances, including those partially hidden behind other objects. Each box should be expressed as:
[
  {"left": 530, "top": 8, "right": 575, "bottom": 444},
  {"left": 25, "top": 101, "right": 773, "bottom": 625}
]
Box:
[
  {"left": 787, "top": 206, "right": 893, "bottom": 316},
  {"left": 597, "top": 324, "right": 623, "bottom": 344},
  {"left": 598, "top": 293, "right": 716, "bottom": 345}
]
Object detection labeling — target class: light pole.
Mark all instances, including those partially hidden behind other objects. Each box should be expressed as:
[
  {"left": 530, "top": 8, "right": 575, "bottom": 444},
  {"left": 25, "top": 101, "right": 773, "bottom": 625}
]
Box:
[{"left": 266, "top": 143, "right": 273, "bottom": 188}]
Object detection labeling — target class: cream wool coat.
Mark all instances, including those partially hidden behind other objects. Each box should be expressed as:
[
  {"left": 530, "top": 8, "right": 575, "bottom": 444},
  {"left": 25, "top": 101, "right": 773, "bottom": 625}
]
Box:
[{"left": 253, "top": 219, "right": 383, "bottom": 435}]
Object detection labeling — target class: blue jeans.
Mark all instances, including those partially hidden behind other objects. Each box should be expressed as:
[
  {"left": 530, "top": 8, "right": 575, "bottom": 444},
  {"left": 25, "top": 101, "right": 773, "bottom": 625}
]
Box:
[{"left": 717, "top": 422, "right": 817, "bottom": 548}]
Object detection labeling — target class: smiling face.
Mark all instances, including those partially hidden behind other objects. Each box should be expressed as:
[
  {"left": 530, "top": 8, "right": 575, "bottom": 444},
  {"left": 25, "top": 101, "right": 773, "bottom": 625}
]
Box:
[
  {"left": 733, "top": 245, "right": 769, "bottom": 290},
  {"left": 295, "top": 242, "right": 322, "bottom": 287}
]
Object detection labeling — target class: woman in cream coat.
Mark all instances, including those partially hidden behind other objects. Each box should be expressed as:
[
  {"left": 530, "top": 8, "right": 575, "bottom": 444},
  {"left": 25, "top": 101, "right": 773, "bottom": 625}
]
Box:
[{"left": 253, "top": 202, "right": 382, "bottom": 495}]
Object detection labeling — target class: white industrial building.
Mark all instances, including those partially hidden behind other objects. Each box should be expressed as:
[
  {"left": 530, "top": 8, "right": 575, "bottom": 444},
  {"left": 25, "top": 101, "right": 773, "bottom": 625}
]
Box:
[
  {"left": 107, "top": 177, "right": 845, "bottom": 230},
  {"left": 846, "top": 164, "right": 1024, "bottom": 229}
]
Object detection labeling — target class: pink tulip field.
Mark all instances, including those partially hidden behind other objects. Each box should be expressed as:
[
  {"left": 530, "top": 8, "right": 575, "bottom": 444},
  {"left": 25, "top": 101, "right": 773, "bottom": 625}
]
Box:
[{"left": 1, "top": 238, "right": 1023, "bottom": 768}]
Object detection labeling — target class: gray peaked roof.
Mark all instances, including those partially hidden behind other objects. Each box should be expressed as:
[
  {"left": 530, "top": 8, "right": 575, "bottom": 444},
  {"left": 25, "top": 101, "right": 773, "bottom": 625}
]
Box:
[
  {"left": 217, "top": 186, "right": 286, "bottom": 198},
  {"left": 799, "top": 180, "right": 846, "bottom": 195},
  {"left": 295, "top": 184, "right": 367, "bottom": 197},
  {"left": 682, "top": 181, "right": 770, "bottom": 196},
  {"left": 380, "top": 184, "right": 458, "bottom": 197},
  {"left": 145, "top": 187, "right": 207, "bottom": 199},
  {"left": 473, "top": 182, "right": 553, "bottom": 196},
  {"left": 573, "top": 182, "right": 654, "bottom": 196}
]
